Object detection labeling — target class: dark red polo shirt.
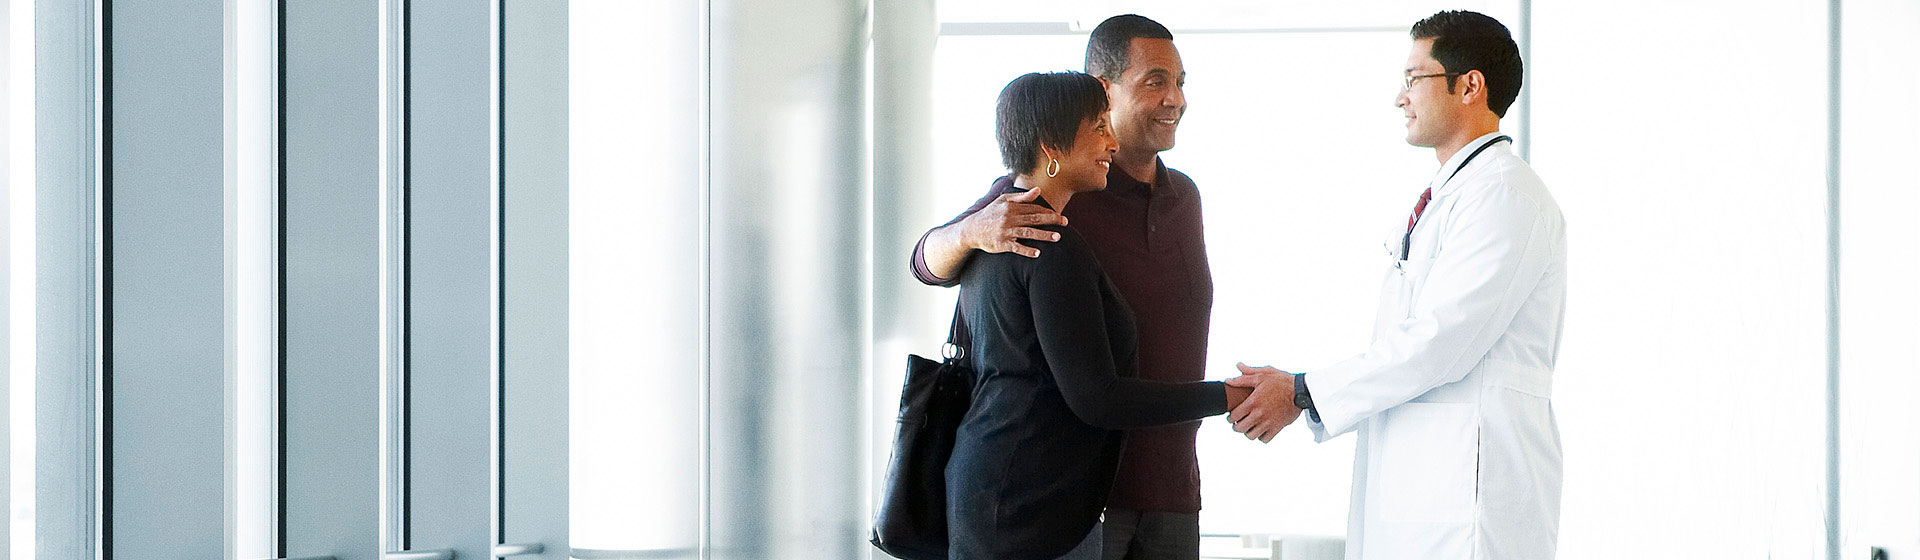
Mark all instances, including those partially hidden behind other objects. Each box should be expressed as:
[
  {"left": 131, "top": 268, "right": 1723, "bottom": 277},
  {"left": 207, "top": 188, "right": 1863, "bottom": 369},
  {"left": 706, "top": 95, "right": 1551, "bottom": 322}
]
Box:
[{"left": 911, "top": 159, "right": 1214, "bottom": 513}]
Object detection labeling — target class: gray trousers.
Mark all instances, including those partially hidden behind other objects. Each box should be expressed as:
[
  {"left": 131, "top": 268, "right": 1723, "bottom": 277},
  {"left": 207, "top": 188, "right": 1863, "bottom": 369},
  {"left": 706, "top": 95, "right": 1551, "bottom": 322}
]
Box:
[
  {"left": 1100, "top": 508, "right": 1201, "bottom": 560},
  {"left": 1053, "top": 521, "right": 1104, "bottom": 560}
]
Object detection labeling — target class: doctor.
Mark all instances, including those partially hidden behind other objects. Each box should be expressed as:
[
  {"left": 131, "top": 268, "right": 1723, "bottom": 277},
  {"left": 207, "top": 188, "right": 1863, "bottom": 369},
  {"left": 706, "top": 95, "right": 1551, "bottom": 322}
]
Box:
[{"left": 1228, "top": 10, "right": 1566, "bottom": 560}]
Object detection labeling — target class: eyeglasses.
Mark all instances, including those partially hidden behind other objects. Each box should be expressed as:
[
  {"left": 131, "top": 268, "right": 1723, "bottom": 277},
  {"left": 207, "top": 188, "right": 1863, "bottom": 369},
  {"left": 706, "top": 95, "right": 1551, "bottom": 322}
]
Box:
[{"left": 1403, "top": 72, "right": 1463, "bottom": 91}]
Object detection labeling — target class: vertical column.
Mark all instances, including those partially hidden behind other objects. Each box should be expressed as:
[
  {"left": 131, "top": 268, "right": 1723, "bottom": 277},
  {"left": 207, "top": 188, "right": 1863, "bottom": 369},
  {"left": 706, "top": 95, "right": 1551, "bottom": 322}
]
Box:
[
  {"left": 404, "top": 0, "right": 497, "bottom": 558},
  {"left": 867, "top": 4, "right": 936, "bottom": 559},
  {"left": 566, "top": 0, "right": 700, "bottom": 556},
  {"left": 281, "top": 0, "right": 384, "bottom": 559},
  {"left": 1515, "top": 0, "right": 1531, "bottom": 161},
  {"left": 105, "top": 0, "right": 230, "bottom": 558},
  {"left": 501, "top": 0, "right": 567, "bottom": 559},
  {"left": 706, "top": 0, "right": 870, "bottom": 558},
  {"left": 34, "top": 0, "right": 100, "bottom": 558},
  {"left": 1822, "top": 2, "right": 1842, "bottom": 559},
  {"left": 381, "top": 0, "right": 408, "bottom": 550},
  {"left": 232, "top": 1, "right": 278, "bottom": 558},
  {"left": 0, "top": 1, "right": 13, "bottom": 555}
]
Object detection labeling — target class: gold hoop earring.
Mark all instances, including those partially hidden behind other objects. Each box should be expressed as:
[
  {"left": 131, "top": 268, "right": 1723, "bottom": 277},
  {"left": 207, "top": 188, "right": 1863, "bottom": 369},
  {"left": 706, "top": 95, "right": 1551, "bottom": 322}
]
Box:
[{"left": 1046, "top": 158, "right": 1060, "bottom": 178}]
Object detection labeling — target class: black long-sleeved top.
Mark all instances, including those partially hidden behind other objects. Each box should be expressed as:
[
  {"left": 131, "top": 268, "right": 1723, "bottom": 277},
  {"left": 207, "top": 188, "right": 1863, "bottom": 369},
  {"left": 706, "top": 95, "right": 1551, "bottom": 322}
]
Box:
[
  {"left": 945, "top": 196, "right": 1228, "bottom": 560},
  {"left": 915, "top": 162, "right": 1216, "bottom": 514}
]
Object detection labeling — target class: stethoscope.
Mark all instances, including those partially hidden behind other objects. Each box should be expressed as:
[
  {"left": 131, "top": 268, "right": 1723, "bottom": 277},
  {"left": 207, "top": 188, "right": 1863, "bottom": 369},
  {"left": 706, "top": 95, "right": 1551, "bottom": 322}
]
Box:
[{"left": 1401, "top": 134, "right": 1513, "bottom": 260}]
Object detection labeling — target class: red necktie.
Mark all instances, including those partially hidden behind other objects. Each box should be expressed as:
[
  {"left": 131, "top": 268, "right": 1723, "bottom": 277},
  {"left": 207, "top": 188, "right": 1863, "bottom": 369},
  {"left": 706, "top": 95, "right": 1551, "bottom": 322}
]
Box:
[
  {"left": 1401, "top": 187, "right": 1431, "bottom": 258},
  {"left": 1407, "top": 187, "right": 1433, "bottom": 233}
]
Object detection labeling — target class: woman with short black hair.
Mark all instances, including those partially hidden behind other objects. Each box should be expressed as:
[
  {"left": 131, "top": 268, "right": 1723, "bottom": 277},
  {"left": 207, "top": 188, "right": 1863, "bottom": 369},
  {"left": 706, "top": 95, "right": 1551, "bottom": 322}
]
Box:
[{"left": 943, "top": 71, "right": 1264, "bottom": 560}]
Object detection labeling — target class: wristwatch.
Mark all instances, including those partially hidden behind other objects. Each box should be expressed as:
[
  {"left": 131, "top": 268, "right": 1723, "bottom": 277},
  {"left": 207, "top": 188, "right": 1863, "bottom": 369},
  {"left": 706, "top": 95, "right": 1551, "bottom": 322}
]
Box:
[{"left": 1293, "top": 372, "right": 1320, "bottom": 424}]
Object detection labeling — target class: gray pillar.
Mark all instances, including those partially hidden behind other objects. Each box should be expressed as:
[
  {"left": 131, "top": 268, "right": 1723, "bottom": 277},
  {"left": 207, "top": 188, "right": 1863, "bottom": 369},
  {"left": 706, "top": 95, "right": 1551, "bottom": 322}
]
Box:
[
  {"left": 706, "top": 0, "right": 871, "bottom": 558},
  {"left": 501, "top": 0, "right": 568, "bottom": 558},
  {"left": 404, "top": 0, "right": 498, "bottom": 558},
  {"left": 282, "top": 1, "right": 384, "bottom": 559},
  {"left": 105, "top": 1, "right": 230, "bottom": 558}
]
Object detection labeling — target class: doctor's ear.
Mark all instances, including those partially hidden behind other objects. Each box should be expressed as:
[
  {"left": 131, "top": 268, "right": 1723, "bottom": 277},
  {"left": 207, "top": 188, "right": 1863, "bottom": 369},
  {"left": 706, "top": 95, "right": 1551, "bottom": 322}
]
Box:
[{"left": 1459, "top": 70, "right": 1487, "bottom": 105}]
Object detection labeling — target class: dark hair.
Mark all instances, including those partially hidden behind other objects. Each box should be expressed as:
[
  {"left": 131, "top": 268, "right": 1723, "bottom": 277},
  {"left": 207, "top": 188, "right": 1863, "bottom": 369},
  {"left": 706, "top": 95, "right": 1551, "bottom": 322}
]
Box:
[
  {"left": 995, "top": 72, "right": 1110, "bottom": 174},
  {"left": 1084, "top": 14, "right": 1174, "bottom": 82},
  {"left": 1410, "top": 10, "right": 1523, "bottom": 118}
]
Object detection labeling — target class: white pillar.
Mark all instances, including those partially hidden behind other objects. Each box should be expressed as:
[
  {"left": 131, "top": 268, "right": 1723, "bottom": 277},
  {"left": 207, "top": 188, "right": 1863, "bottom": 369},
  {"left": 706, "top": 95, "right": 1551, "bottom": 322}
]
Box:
[{"left": 566, "top": 0, "right": 699, "bottom": 556}]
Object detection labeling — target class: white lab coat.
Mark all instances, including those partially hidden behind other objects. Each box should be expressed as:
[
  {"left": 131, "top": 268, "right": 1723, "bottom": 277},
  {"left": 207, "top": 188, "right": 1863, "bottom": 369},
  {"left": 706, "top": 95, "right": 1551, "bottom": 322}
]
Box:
[{"left": 1305, "top": 132, "right": 1566, "bottom": 560}]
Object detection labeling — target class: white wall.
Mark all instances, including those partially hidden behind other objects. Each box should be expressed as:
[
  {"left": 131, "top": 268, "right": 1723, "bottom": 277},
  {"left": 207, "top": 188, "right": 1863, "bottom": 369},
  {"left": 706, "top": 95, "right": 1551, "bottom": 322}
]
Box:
[
  {"left": 1838, "top": 0, "right": 1920, "bottom": 558},
  {"left": 1532, "top": 2, "right": 1832, "bottom": 557}
]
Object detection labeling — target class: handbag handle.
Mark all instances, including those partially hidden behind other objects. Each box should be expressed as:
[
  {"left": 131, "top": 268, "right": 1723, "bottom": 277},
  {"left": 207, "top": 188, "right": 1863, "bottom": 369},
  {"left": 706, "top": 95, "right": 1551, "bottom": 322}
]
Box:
[{"left": 941, "top": 302, "right": 971, "bottom": 364}]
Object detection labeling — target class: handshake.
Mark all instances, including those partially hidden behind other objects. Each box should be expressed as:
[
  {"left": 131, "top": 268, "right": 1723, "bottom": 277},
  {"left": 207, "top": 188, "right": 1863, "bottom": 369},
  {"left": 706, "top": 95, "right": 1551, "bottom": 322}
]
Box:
[{"left": 1224, "top": 363, "right": 1303, "bottom": 443}]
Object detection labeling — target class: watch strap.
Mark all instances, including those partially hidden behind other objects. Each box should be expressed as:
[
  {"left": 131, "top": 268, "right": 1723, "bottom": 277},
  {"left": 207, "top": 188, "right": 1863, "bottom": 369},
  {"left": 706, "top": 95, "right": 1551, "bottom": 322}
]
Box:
[{"left": 1293, "top": 373, "right": 1321, "bottom": 424}]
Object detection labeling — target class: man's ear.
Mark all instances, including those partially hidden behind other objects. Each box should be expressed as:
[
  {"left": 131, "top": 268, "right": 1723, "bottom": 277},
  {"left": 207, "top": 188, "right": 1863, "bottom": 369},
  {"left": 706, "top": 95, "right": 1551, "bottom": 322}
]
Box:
[
  {"left": 1098, "top": 76, "right": 1112, "bottom": 91},
  {"left": 1460, "top": 69, "right": 1487, "bottom": 106}
]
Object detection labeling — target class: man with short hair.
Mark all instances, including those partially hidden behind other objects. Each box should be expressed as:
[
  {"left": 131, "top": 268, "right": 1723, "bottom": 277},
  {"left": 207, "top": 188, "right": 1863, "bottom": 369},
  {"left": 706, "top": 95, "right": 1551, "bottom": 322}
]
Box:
[
  {"left": 1229, "top": 10, "right": 1566, "bottom": 560},
  {"left": 910, "top": 14, "right": 1223, "bottom": 560}
]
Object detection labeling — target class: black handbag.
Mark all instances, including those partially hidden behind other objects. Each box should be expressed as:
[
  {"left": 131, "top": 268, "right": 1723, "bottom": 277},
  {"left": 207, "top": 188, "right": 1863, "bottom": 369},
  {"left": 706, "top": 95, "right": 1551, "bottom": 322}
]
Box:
[{"left": 871, "top": 306, "right": 974, "bottom": 560}]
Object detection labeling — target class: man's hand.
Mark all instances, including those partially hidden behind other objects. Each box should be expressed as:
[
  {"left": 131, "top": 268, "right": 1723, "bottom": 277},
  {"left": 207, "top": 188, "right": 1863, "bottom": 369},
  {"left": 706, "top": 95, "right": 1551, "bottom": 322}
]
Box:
[
  {"left": 1226, "top": 362, "right": 1302, "bottom": 443},
  {"left": 958, "top": 189, "right": 1067, "bottom": 258}
]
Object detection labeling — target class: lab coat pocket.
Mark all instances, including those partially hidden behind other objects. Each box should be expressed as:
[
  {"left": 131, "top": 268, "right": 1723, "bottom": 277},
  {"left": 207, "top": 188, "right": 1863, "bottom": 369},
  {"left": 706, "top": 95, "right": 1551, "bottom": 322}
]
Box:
[
  {"left": 1394, "top": 257, "right": 1438, "bottom": 318},
  {"left": 1377, "top": 401, "right": 1479, "bottom": 523}
]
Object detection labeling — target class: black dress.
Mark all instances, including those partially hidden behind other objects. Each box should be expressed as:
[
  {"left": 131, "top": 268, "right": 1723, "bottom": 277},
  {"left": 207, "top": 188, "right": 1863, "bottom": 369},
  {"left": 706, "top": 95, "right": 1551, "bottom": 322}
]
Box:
[{"left": 946, "top": 197, "right": 1229, "bottom": 560}]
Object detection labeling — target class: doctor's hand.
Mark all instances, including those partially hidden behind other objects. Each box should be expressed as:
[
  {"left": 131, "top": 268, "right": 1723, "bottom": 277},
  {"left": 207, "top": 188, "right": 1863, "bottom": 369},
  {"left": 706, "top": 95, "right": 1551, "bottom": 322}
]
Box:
[{"left": 1226, "top": 363, "right": 1302, "bottom": 443}]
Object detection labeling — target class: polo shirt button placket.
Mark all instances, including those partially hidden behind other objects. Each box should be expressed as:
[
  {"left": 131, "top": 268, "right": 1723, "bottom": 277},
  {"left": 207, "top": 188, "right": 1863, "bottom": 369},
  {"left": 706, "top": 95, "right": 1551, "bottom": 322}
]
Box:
[{"left": 1147, "top": 197, "right": 1158, "bottom": 249}]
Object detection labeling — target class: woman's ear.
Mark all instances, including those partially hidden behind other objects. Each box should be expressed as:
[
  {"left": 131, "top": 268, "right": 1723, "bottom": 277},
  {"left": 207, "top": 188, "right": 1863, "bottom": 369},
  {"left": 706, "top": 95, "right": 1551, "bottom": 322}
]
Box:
[{"left": 1036, "top": 144, "right": 1065, "bottom": 177}]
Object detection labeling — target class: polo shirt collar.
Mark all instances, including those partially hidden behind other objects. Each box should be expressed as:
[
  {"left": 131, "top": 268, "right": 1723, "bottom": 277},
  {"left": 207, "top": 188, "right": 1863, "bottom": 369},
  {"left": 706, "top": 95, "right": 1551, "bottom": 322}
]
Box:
[{"left": 1107, "top": 157, "right": 1168, "bottom": 197}]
